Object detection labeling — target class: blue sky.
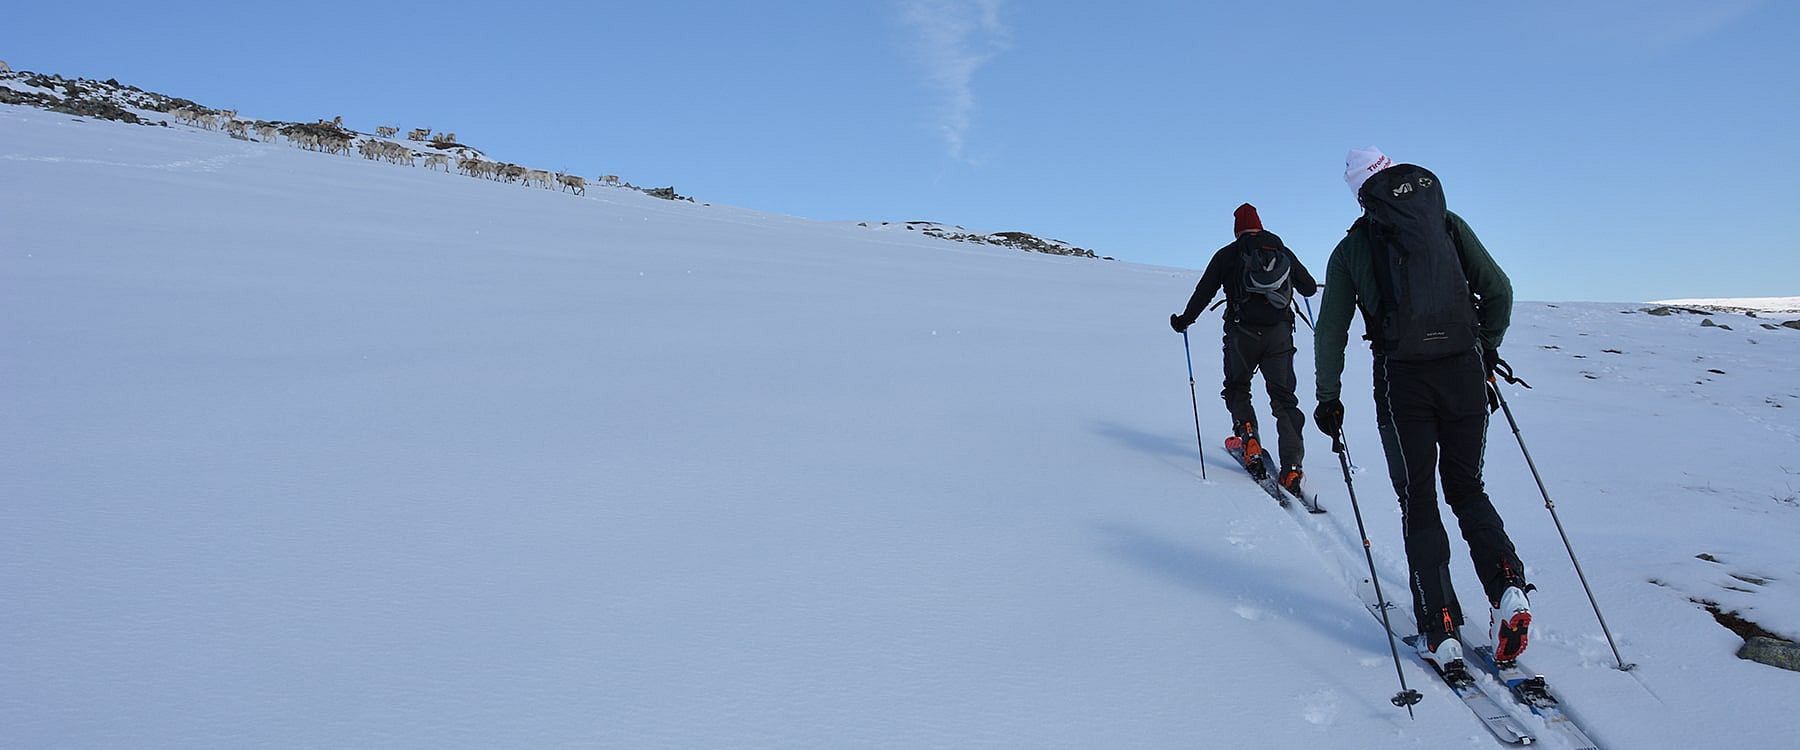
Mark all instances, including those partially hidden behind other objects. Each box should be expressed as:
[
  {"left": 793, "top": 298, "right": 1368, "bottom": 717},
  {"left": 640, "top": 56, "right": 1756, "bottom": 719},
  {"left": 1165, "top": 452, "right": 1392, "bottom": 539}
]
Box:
[{"left": 5, "top": 1, "right": 1795, "bottom": 301}]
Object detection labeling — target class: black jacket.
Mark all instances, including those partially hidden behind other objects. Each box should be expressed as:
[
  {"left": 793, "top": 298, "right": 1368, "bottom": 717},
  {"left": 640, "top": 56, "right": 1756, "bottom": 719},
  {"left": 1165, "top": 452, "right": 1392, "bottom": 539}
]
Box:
[{"left": 1175, "top": 230, "right": 1318, "bottom": 329}]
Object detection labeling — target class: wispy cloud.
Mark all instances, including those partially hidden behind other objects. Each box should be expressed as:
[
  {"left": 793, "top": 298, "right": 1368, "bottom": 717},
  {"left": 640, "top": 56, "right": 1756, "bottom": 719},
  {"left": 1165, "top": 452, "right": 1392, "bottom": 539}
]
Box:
[
  {"left": 1561, "top": 0, "right": 1769, "bottom": 52},
  {"left": 1613, "top": 0, "right": 1767, "bottom": 51},
  {"left": 895, "top": 0, "right": 1010, "bottom": 161}
]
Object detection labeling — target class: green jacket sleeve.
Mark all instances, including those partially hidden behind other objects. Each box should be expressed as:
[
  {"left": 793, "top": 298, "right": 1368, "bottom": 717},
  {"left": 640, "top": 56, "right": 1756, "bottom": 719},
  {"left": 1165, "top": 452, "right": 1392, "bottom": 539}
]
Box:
[
  {"left": 1449, "top": 212, "right": 1513, "bottom": 350},
  {"left": 1313, "top": 239, "right": 1358, "bottom": 403}
]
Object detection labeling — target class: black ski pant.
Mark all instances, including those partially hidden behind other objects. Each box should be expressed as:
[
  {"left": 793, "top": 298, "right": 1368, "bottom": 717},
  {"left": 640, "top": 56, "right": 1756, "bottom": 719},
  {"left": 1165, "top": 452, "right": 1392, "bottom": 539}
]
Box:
[
  {"left": 1371, "top": 348, "right": 1525, "bottom": 637},
  {"left": 1220, "top": 323, "right": 1305, "bottom": 469}
]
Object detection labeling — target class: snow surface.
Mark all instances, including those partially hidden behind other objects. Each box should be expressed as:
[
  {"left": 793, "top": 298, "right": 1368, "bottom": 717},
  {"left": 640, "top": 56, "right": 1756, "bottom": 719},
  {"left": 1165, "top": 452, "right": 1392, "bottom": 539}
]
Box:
[{"left": 4, "top": 102, "right": 1800, "bottom": 749}]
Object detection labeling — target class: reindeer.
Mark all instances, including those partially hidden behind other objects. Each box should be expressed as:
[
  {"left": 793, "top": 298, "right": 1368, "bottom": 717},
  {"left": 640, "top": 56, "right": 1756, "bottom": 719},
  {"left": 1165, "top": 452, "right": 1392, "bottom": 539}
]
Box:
[
  {"left": 376, "top": 126, "right": 399, "bottom": 138},
  {"left": 255, "top": 124, "right": 279, "bottom": 142},
  {"left": 407, "top": 127, "right": 430, "bottom": 141},
  {"left": 423, "top": 153, "right": 451, "bottom": 172},
  {"left": 597, "top": 174, "right": 621, "bottom": 186},
  {"left": 557, "top": 173, "right": 586, "bottom": 195}
]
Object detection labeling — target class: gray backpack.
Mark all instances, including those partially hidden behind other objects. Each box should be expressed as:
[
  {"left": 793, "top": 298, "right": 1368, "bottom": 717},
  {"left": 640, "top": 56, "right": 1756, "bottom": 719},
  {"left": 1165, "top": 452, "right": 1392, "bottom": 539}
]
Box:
[{"left": 1231, "top": 231, "right": 1294, "bottom": 327}]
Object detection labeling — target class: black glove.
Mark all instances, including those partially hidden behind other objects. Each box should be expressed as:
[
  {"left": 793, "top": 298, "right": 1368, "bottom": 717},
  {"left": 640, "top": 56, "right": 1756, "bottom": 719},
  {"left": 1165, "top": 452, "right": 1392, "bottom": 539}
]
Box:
[
  {"left": 1482, "top": 347, "right": 1501, "bottom": 382},
  {"left": 1313, "top": 399, "right": 1344, "bottom": 439},
  {"left": 1170, "top": 313, "right": 1190, "bottom": 333}
]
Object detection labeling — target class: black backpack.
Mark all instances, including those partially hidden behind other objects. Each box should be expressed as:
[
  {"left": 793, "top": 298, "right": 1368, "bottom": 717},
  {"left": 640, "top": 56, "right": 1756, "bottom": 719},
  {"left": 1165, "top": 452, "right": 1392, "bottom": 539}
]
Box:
[
  {"left": 1230, "top": 230, "right": 1294, "bottom": 327},
  {"left": 1357, "top": 164, "right": 1479, "bottom": 360}
]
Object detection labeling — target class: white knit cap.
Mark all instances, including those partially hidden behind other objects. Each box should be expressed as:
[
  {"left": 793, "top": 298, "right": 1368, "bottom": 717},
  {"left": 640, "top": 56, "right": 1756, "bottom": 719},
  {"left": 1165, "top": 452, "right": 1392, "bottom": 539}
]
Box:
[{"left": 1344, "top": 146, "right": 1393, "bottom": 198}]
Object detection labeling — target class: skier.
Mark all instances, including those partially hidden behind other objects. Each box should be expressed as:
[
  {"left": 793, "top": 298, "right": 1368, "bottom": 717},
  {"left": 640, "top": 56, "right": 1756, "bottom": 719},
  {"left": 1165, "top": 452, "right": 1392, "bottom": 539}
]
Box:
[
  {"left": 1170, "top": 203, "right": 1318, "bottom": 498},
  {"left": 1311, "top": 147, "right": 1533, "bottom": 671}
]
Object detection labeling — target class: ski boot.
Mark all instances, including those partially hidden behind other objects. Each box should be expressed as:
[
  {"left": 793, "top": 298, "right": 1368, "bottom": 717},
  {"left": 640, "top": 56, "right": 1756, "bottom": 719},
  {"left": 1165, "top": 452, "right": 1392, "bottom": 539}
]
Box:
[
  {"left": 1223, "top": 421, "right": 1267, "bottom": 479},
  {"left": 1277, "top": 465, "right": 1304, "bottom": 498},
  {"left": 1421, "top": 608, "right": 1469, "bottom": 677},
  {"left": 1420, "top": 632, "right": 1466, "bottom": 674},
  {"left": 1490, "top": 584, "right": 1533, "bottom": 664}
]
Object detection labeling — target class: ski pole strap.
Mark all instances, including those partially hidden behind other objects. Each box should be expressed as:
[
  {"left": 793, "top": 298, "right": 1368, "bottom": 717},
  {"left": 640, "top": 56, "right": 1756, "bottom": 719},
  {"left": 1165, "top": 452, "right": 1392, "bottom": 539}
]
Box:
[{"left": 1492, "top": 356, "right": 1531, "bottom": 389}]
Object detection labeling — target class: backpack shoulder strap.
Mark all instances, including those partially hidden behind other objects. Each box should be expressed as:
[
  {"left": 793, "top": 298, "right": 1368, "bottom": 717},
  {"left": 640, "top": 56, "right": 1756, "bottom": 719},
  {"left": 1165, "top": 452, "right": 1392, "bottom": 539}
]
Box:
[
  {"left": 1446, "top": 215, "right": 1470, "bottom": 275},
  {"left": 1446, "top": 214, "right": 1489, "bottom": 331},
  {"left": 1223, "top": 235, "right": 1253, "bottom": 320},
  {"left": 1364, "top": 221, "right": 1400, "bottom": 348}
]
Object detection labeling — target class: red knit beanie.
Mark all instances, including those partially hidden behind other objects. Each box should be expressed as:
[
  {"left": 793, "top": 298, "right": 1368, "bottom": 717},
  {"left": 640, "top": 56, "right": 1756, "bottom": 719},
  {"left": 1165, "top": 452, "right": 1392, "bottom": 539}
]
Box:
[{"left": 1233, "top": 203, "right": 1262, "bottom": 235}]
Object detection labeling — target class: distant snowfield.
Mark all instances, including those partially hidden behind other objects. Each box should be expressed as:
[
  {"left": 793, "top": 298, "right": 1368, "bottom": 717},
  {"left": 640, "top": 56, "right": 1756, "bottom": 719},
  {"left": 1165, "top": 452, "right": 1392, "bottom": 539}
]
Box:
[
  {"left": 1654, "top": 296, "right": 1800, "bottom": 313},
  {"left": 4, "top": 102, "right": 1800, "bottom": 749}
]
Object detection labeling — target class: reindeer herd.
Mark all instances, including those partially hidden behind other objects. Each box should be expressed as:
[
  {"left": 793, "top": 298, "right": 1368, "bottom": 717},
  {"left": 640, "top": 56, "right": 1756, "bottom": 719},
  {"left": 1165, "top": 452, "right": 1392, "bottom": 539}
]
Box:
[{"left": 164, "top": 106, "right": 623, "bottom": 196}]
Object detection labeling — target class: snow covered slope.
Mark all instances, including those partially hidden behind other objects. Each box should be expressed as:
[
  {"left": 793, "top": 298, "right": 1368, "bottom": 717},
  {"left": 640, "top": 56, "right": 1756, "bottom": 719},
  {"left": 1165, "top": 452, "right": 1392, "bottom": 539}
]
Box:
[{"left": 4, "top": 101, "right": 1799, "bottom": 749}]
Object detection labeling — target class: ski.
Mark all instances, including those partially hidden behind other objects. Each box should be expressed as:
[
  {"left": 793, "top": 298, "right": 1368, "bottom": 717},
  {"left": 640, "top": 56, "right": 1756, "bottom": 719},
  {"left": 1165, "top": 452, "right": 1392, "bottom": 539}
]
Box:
[
  {"left": 1224, "top": 443, "right": 1287, "bottom": 507},
  {"left": 1279, "top": 475, "right": 1327, "bottom": 514},
  {"left": 1464, "top": 641, "right": 1601, "bottom": 750},
  {"left": 1380, "top": 620, "right": 1535, "bottom": 745},
  {"left": 1224, "top": 442, "right": 1327, "bottom": 513}
]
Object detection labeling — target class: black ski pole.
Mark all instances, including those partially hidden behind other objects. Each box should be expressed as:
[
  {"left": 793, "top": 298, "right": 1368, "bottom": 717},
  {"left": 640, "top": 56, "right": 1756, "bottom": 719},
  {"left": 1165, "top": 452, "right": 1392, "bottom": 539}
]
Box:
[
  {"left": 1181, "top": 330, "right": 1208, "bottom": 480},
  {"left": 1490, "top": 381, "right": 1634, "bottom": 671},
  {"left": 1296, "top": 297, "right": 1317, "bottom": 333},
  {"left": 1334, "top": 428, "right": 1422, "bottom": 714}
]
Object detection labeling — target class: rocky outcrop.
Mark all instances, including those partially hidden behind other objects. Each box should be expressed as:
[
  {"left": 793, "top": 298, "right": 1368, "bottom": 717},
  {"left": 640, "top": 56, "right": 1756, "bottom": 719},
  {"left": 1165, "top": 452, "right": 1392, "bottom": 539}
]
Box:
[
  {"left": 899, "top": 222, "right": 1104, "bottom": 259},
  {"left": 0, "top": 70, "right": 201, "bottom": 125},
  {"left": 639, "top": 186, "right": 695, "bottom": 202}
]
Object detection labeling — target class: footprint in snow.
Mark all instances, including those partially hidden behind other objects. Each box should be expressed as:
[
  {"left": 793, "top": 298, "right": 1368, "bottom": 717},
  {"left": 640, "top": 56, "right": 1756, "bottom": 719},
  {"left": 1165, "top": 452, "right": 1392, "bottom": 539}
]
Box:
[{"left": 1300, "top": 689, "right": 1342, "bottom": 725}]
